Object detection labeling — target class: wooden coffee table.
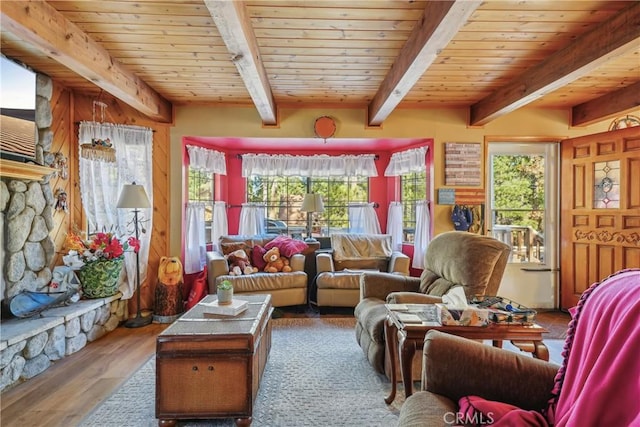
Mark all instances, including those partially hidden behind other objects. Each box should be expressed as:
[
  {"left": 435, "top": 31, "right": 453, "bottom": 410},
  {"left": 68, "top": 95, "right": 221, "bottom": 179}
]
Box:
[
  {"left": 384, "top": 306, "right": 549, "bottom": 404},
  {"left": 156, "top": 294, "right": 273, "bottom": 426}
]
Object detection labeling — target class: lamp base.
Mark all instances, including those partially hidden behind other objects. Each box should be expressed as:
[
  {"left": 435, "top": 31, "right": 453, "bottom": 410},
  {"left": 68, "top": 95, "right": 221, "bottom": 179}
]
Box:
[
  {"left": 304, "top": 236, "right": 318, "bottom": 243},
  {"left": 124, "top": 313, "right": 153, "bottom": 328}
]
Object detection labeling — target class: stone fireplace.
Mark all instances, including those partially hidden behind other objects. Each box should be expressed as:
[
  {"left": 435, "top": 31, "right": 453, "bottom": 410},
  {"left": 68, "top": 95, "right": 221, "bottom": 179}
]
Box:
[{"left": 0, "top": 75, "right": 127, "bottom": 392}]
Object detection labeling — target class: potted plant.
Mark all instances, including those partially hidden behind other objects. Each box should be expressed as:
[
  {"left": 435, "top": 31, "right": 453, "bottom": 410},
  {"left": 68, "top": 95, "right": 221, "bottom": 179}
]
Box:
[
  {"left": 217, "top": 280, "right": 234, "bottom": 305},
  {"left": 63, "top": 231, "right": 140, "bottom": 299}
]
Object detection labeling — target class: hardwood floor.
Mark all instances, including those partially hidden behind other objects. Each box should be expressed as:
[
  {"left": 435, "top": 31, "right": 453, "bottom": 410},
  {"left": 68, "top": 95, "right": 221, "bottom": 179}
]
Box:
[
  {"left": 0, "top": 310, "right": 569, "bottom": 427},
  {"left": 1, "top": 323, "right": 169, "bottom": 427}
]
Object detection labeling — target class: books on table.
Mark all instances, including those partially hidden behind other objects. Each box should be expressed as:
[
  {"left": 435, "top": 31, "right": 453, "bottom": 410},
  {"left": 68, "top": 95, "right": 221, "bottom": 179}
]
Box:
[{"left": 200, "top": 299, "right": 248, "bottom": 316}]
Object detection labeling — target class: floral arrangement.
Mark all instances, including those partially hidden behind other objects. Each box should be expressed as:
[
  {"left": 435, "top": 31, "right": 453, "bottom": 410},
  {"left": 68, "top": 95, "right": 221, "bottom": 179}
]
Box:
[{"left": 63, "top": 231, "right": 140, "bottom": 270}]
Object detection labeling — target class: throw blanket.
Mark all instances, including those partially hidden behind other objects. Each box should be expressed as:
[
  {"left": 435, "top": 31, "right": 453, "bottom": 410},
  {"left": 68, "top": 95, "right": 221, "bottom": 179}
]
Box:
[
  {"left": 458, "top": 268, "right": 640, "bottom": 426},
  {"left": 331, "top": 233, "right": 392, "bottom": 261}
]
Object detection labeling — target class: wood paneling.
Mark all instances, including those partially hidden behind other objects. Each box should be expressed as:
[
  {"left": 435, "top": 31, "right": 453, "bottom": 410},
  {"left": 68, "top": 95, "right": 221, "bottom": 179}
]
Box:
[
  {"left": 68, "top": 91, "right": 171, "bottom": 314},
  {"left": 1, "top": 1, "right": 638, "bottom": 127}
]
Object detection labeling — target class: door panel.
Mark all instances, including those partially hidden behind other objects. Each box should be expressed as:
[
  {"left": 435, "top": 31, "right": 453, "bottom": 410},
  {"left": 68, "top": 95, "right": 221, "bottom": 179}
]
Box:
[{"left": 560, "top": 127, "right": 640, "bottom": 309}]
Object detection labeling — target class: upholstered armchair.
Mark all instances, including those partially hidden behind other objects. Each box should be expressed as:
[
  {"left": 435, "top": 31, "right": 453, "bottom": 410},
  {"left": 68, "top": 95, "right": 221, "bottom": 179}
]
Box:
[
  {"left": 399, "top": 268, "right": 640, "bottom": 427},
  {"left": 314, "top": 233, "right": 410, "bottom": 308},
  {"left": 354, "top": 231, "right": 511, "bottom": 376}
]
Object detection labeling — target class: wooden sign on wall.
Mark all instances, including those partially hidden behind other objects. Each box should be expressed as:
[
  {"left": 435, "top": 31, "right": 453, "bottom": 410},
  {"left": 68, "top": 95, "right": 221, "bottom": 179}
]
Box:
[{"left": 444, "top": 142, "right": 482, "bottom": 187}]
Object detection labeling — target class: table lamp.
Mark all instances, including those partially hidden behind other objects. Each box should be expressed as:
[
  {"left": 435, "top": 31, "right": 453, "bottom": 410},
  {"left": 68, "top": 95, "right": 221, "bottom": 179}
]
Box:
[{"left": 300, "top": 193, "right": 324, "bottom": 242}]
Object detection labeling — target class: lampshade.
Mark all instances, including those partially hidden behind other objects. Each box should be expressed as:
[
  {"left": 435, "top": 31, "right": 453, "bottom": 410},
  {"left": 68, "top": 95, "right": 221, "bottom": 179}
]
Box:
[
  {"left": 300, "top": 193, "right": 324, "bottom": 213},
  {"left": 116, "top": 183, "right": 150, "bottom": 209}
]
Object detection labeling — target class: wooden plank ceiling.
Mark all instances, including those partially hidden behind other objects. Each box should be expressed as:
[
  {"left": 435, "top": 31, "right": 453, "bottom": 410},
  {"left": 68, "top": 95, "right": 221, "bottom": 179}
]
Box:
[{"left": 1, "top": 0, "right": 639, "bottom": 127}]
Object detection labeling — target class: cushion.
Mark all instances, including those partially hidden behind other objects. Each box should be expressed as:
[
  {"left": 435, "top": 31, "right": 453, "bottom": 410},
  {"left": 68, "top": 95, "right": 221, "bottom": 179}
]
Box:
[
  {"left": 185, "top": 268, "right": 207, "bottom": 310},
  {"left": 252, "top": 245, "right": 267, "bottom": 270},
  {"left": 458, "top": 396, "right": 547, "bottom": 425},
  {"left": 264, "top": 235, "right": 308, "bottom": 258},
  {"left": 220, "top": 241, "right": 250, "bottom": 258}
]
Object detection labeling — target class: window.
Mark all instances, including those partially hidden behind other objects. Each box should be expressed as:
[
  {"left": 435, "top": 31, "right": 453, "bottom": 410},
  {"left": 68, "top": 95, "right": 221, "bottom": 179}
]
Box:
[
  {"left": 489, "top": 153, "right": 546, "bottom": 263},
  {"left": 246, "top": 175, "right": 369, "bottom": 237},
  {"left": 401, "top": 171, "right": 426, "bottom": 243},
  {"left": 187, "top": 168, "right": 214, "bottom": 242}
]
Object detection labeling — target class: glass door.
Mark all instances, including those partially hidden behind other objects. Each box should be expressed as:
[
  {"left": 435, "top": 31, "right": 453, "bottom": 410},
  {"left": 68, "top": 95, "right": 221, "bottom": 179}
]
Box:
[{"left": 487, "top": 142, "right": 559, "bottom": 309}]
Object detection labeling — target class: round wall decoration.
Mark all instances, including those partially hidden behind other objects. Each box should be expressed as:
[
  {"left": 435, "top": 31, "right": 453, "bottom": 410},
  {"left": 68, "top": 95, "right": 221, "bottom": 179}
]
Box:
[{"left": 314, "top": 116, "right": 336, "bottom": 141}]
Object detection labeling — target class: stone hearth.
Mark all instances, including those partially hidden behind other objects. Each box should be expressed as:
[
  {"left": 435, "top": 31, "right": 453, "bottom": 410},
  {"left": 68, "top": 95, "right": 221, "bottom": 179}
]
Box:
[{"left": 0, "top": 295, "right": 127, "bottom": 392}]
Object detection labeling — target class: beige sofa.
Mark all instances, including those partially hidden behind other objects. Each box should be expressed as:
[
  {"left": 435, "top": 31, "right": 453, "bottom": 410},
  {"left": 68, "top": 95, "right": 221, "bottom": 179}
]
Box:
[
  {"left": 314, "top": 234, "right": 410, "bottom": 308},
  {"left": 207, "top": 235, "right": 318, "bottom": 307}
]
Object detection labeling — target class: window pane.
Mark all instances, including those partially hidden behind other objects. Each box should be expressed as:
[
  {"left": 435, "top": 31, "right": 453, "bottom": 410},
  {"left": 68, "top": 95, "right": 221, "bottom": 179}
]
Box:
[
  {"left": 401, "top": 171, "right": 426, "bottom": 243},
  {"left": 188, "top": 168, "right": 214, "bottom": 242},
  {"left": 247, "top": 175, "right": 368, "bottom": 237},
  {"left": 491, "top": 154, "right": 545, "bottom": 263}
]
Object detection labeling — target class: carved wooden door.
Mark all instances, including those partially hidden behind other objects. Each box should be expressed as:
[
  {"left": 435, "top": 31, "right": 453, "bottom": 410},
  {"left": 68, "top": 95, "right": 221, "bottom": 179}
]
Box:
[{"left": 560, "top": 126, "right": 640, "bottom": 309}]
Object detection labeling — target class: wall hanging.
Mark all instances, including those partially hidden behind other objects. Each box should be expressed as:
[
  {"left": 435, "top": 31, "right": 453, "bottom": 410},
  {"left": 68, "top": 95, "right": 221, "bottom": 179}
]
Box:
[{"left": 79, "top": 100, "right": 116, "bottom": 163}]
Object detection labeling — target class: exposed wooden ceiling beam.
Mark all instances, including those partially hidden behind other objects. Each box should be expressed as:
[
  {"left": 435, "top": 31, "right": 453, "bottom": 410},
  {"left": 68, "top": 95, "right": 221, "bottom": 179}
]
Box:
[
  {"left": 469, "top": 2, "right": 640, "bottom": 127},
  {"left": 204, "top": 0, "right": 277, "bottom": 126},
  {"left": 0, "top": 1, "right": 173, "bottom": 123},
  {"left": 572, "top": 81, "right": 640, "bottom": 127},
  {"left": 367, "top": 0, "right": 481, "bottom": 126}
]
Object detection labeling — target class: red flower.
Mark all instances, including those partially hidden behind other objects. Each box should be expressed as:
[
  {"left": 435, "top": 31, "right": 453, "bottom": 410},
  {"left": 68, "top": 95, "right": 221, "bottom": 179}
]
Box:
[
  {"left": 104, "top": 238, "right": 124, "bottom": 259},
  {"left": 128, "top": 237, "right": 141, "bottom": 253}
]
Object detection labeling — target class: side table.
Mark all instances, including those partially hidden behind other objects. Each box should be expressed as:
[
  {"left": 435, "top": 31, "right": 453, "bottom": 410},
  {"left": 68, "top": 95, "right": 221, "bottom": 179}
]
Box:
[{"left": 384, "top": 308, "right": 549, "bottom": 404}]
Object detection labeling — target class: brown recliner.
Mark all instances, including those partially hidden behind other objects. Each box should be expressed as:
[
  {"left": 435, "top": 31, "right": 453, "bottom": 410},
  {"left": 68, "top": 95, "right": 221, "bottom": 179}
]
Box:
[{"left": 354, "top": 231, "right": 511, "bottom": 376}]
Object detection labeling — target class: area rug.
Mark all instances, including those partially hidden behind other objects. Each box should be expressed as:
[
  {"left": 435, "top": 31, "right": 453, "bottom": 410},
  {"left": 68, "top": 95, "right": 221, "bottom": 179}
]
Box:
[{"left": 79, "top": 317, "right": 402, "bottom": 426}]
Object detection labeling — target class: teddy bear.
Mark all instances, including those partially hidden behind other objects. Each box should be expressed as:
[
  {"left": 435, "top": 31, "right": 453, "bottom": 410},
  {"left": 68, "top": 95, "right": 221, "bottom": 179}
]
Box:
[
  {"left": 227, "top": 249, "right": 258, "bottom": 276},
  {"left": 263, "top": 246, "right": 292, "bottom": 273}
]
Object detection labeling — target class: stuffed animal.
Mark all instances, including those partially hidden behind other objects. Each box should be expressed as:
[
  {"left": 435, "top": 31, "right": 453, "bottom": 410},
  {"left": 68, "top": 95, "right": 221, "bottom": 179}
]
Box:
[
  {"left": 263, "top": 246, "right": 292, "bottom": 273},
  {"left": 154, "top": 256, "right": 184, "bottom": 321},
  {"left": 227, "top": 249, "right": 258, "bottom": 275}
]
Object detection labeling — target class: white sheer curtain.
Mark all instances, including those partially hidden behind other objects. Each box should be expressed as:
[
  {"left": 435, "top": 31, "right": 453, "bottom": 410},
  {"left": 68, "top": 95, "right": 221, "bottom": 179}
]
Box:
[
  {"left": 211, "top": 201, "right": 228, "bottom": 251},
  {"left": 78, "top": 121, "right": 153, "bottom": 299},
  {"left": 239, "top": 203, "right": 266, "bottom": 235},
  {"left": 184, "top": 203, "right": 206, "bottom": 274},
  {"left": 186, "top": 145, "right": 226, "bottom": 174},
  {"left": 242, "top": 153, "right": 378, "bottom": 177},
  {"left": 412, "top": 200, "right": 431, "bottom": 269},
  {"left": 348, "top": 203, "right": 381, "bottom": 234},
  {"left": 387, "top": 202, "right": 404, "bottom": 251},
  {"left": 185, "top": 145, "right": 227, "bottom": 267},
  {"left": 384, "top": 146, "right": 427, "bottom": 176}
]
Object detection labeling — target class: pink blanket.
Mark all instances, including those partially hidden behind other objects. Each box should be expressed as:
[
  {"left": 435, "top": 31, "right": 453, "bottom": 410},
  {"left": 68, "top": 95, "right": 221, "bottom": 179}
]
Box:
[
  {"left": 458, "top": 268, "right": 640, "bottom": 426},
  {"left": 550, "top": 268, "right": 640, "bottom": 426}
]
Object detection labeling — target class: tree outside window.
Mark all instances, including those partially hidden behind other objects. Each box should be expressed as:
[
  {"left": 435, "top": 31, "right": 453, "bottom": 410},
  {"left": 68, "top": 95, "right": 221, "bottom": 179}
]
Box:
[
  {"left": 491, "top": 154, "right": 545, "bottom": 263},
  {"left": 246, "top": 175, "right": 368, "bottom": 237},
  {"left": 188, "top": 168, "right": 214, "bottom": 243},
  {"left": 401, "top": 171, "right": 426, "bottom": 243}
]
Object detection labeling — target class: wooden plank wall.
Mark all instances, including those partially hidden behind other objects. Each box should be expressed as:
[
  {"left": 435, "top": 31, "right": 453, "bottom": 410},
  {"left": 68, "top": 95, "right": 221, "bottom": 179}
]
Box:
[{"left": 48, "top": 81, "right": 171, "bottom": 314}]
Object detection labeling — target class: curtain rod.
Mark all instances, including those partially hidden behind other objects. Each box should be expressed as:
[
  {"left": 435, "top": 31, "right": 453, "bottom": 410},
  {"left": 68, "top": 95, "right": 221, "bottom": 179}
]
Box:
[
  {"left": 236, "top": 154, "right": 379, "bottom": 160},
  {"left": 74, "top": 121, "right": 156, "bottom": 132}
]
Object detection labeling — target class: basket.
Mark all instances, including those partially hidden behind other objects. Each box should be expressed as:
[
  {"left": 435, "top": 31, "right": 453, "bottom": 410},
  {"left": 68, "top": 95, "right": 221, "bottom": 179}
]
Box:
[{"left": 76, "top": 258, "right": 123, "bottom": 298}]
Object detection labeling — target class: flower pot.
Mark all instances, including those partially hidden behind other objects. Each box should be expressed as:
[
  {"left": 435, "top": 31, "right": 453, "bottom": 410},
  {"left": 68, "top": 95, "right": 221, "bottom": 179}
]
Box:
[
  {"left": 76, "top": 258, "right": 124, "bottom": 298},
  {"left": 217, "top": 284, "right": 234, "bottom": 305}
]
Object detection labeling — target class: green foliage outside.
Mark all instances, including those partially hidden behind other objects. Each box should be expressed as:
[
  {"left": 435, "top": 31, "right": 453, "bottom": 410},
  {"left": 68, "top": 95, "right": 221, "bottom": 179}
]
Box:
[
  {"left": 492, "top": 154, "right": 545, "bottom": 232},
  {"left": 247, "top": 175, "right": 368, "bottom": 235}
]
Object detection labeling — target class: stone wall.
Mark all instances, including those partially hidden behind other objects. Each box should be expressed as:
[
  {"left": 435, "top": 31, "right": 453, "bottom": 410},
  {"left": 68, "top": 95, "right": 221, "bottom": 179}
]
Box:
[
  {"left": 0, "top": 296, "right": 128, "bottom": 392},
  {"left": 1, "top": 179, "right": 56, "bottom": 301}
]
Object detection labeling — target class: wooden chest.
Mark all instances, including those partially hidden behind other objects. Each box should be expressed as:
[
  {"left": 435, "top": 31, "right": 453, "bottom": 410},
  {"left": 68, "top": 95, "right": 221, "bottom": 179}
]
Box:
[{"left": 156, "top": 294, "right": 272, "bottom": 426}]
